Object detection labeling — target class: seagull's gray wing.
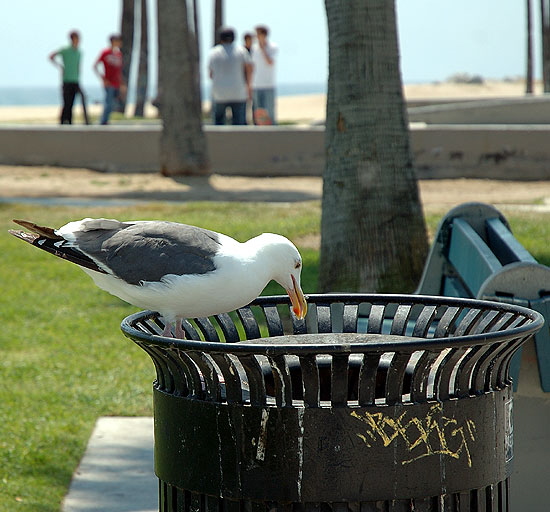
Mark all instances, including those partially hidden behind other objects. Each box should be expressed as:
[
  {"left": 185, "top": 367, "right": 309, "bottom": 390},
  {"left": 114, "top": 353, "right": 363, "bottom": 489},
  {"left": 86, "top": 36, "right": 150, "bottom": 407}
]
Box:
[{"left": 73, "top": 221, "right": 222, "bottom": 284}]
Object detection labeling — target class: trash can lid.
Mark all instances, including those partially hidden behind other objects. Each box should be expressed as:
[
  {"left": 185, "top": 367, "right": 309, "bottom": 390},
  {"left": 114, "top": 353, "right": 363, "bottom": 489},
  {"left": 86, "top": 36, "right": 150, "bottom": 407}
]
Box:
[{"left": 237, "top": 333, "right": 424, "bottom": 346}]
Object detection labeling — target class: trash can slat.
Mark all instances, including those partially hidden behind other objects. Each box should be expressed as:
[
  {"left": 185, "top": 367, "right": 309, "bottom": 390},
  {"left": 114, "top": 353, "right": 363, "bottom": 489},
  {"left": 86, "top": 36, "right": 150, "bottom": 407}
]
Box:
[
  {"left": 412, "top": 304, "right": 438, "bottom": 337},
  {"left": 263, "top": 305, "right": 285, "bottom": 337},
  {"left": 367, "top": 304, "right": 385, "bottom": 334},
  {"left": 343, "top": 303, "right": 358, "bottom": 333},
  {"left": 316, "top": 304, "right": 332, "bottom": 333},
  {"left": 391, "top": 304, "right": 412, "bottom": 335},
  {"left": 194, "top": 317, "right": 221, "bottom": 342},
  {"left": 238, "top": 354, "right": 266, "bottom": 406},
  {"left": 385, "top": 352, "right": 410, "bottom": 405},
  {"left": 331, "top": 353, "right": 350, "bottom": 406},
  {"left": 434, "top": 306, "right": 462, "bottom": 338},
  {"left": 299, "top": 354, "right": 320, "bottom": 407},
  {"left": 237, "top": 307, "right": 261, "bottom": 340},
  {"left": 268, "top": 354, "right": 294, "bottom": 406}
]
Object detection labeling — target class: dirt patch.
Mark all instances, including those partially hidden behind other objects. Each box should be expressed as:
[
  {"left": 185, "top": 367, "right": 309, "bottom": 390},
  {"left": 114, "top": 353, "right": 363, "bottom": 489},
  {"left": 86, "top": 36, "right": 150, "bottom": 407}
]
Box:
[
  {"left": 1, "top": 165, "right": 550, "bottom": 213},
  {"left": 418, "top": 178, "right": 550, "bottom": 213},
  {"left": 0, "top": 166, "right": 322, "bottom": 204}
]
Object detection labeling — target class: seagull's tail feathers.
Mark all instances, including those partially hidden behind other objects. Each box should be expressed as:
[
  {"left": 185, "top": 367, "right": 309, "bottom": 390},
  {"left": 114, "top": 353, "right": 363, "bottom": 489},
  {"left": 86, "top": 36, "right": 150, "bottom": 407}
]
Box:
[{"left": 9, "top": 220, "right": 107, "bottom": 275}]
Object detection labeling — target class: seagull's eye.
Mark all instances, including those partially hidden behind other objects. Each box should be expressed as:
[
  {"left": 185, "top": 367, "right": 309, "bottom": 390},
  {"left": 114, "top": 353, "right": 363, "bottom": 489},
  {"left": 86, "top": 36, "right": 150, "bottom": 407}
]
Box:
[{"left": 294, "top": 261, "right": 301, "bottom": 269}]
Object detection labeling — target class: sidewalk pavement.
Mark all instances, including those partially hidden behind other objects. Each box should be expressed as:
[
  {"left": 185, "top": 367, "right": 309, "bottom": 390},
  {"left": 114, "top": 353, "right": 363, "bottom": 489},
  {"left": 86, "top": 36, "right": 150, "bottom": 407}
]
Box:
[{"left": 62, "top": 417, "right": 157, "bottom": 512}]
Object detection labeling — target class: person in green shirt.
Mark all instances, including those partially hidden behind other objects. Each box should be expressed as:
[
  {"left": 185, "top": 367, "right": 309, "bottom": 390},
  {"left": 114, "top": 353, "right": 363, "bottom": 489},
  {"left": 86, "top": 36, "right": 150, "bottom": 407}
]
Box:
[{"left": 49, "top": 31, "right": 82, "bottom": 124}]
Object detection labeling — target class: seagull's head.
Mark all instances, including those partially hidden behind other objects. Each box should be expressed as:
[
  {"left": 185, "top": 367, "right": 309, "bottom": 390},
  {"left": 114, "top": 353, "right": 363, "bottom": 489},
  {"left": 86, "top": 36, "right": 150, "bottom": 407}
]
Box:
[{"left": 256, "top": 233, "right": 308, "bottom": 320}]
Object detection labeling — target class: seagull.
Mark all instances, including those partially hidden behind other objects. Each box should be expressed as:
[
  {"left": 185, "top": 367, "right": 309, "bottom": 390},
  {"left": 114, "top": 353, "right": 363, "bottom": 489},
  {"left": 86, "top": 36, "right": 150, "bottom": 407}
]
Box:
[{"left": 9, "top": 218, "right": 308, "bottom": 338}]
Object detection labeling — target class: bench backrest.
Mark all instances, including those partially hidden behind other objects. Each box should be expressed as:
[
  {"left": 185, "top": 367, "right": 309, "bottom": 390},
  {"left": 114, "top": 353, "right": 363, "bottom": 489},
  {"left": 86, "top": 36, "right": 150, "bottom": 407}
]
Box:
[{"left": 416, "top": 202, "right": 550, "bottom": 391}]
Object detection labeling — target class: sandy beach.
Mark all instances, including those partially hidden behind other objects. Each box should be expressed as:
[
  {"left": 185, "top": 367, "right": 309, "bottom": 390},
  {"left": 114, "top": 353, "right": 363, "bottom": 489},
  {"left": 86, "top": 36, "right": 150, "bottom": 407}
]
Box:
[{"left": 0, "top": 80, "right": 542, "bottom": 124}]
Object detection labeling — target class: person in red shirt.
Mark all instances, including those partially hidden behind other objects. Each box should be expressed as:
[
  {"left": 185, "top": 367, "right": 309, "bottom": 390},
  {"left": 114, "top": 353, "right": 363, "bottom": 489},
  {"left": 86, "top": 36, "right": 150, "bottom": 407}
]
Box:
[{"left": 93, "top": 34, "right": 124, "bottom": 124}]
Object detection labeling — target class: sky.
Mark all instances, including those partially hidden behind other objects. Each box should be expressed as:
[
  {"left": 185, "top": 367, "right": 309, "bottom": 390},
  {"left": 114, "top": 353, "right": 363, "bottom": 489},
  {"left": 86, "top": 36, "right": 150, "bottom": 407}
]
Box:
[{"left": 0, "top": 0, "right": 538, "bottom": 94}]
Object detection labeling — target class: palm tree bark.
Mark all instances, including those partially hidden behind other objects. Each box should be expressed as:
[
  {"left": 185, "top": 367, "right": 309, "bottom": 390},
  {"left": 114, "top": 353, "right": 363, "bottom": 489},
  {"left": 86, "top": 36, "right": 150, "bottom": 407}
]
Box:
[
  {"left": 157, "top": 0, "right": 209, "bottom": 175},
  {"left": 319, "top": 0, "right": 428, "bottom": 293},
  {"left": 213, "top": 0, "right": 224, "bottom": 45},
  {"left": 119, "top": 0, "right": 135, "bottom": 113},
  {"left": 134, "top": 0, "right": 148, "bottom": 117},
  {"left": 526, "top": 0, "right": 534, "bottom": 94},
  {"left": 541, "top": 0, "right": 550, "bottom": 92}
]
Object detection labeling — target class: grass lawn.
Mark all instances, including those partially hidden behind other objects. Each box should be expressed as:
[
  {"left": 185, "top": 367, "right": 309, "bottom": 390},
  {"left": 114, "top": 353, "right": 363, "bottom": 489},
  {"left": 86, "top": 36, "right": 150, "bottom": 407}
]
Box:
[{"left": 0, "top": 200, "right": 548, "bottom": 511}]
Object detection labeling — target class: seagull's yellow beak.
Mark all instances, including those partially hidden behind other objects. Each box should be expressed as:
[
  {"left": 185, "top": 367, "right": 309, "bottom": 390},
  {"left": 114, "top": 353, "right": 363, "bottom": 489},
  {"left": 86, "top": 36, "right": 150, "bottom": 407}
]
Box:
[{"left": 287, "top": 275, "right": 308, "bottom": 319}]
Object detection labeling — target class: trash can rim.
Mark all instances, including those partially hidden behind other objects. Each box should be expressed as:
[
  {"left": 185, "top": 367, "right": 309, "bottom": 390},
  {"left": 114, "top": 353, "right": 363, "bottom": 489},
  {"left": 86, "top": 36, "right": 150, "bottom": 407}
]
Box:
[{"left": 120, "top": 293, "right": 544, "bottom": 355}]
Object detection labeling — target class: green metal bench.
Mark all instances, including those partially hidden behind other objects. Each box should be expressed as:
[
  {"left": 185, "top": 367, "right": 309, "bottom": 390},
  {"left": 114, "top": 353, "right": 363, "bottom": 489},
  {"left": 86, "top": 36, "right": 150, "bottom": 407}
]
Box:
[{"left": 416, "top": 202, "right": 550, "bottom": 391}]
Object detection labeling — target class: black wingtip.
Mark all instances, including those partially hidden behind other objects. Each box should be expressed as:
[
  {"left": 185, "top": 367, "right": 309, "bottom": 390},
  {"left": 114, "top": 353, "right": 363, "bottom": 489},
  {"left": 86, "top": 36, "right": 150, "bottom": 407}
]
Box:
[
  {"left": 9, "top": 226, "right": 107, "bottom": 275},
  {"left": 8, "top": 229, "right": 40, "bottom": 244}
]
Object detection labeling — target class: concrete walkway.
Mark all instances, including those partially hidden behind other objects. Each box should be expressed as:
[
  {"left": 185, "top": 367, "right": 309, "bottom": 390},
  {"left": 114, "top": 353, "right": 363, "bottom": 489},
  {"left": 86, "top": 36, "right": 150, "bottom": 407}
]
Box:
[{"left": 62, "top": 417, "right": 157, "bottom": 512}]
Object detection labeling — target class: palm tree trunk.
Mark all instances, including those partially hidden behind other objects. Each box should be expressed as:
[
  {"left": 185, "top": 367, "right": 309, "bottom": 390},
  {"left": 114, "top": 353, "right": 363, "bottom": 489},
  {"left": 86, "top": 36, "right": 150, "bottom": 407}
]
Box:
[
  {"left": 541, "top": 0, "right": 550, "bottom": 92},
  {"left": 213, "top": 0, "right": 224, "bottom": 45},
  {"left": 119, "top": 0, "right": 135, "bottom": 113},
  {"left": 526, "top": 0, "right": 534, "bottom": 94},
  {"left": 319, "top": 0, "right": 428, "bottom": 293},
  {"left": 134, "top": 0, "right": 148, "bottom": 117},
  {"left": 193, "top": 0, "right": 201, "bottom": 77},
  {"left": 157, "top": 0, "right": 209, "bottom": 175}
]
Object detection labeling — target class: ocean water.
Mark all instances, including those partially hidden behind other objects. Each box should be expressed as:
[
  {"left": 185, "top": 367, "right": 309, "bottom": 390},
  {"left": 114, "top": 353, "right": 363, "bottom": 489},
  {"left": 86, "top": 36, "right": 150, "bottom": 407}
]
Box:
[
  {"left": 0, "top": 86, "right": 103, "bottom": 106},
  {"left": 0, "top": 82, "right": 326, "bottom": 106}
]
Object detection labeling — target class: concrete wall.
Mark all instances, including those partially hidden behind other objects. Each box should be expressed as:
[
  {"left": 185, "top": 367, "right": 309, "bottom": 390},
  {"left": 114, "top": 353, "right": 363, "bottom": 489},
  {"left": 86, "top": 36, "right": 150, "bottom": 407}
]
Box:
[
  {"left": 0, "top": 125, "right": 160, "bottom": 173},
  {"left": 0, "top": 125, "right": 325, "bottom": 176},
  {"left": 412, "top": 125, "right": 550, "bottom": 180},
  {"left": 1, "top": 123, "right": 550, "bottom": 180},
  {"left": 205, "top": 126, "right": 325, "bottom": 176},
  {"left": 409, "top": 95, "right": 550, "bottom": 125}
]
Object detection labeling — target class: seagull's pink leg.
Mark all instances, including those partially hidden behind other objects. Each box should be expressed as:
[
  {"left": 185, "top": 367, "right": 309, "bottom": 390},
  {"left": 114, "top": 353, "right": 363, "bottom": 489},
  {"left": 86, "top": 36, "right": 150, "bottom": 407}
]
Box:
[
  {"left": 161, "top": 323, "right": 174, "bottom": 337},
  {"left": 174, "top": 318, "right": 186, "bottom": 339}
]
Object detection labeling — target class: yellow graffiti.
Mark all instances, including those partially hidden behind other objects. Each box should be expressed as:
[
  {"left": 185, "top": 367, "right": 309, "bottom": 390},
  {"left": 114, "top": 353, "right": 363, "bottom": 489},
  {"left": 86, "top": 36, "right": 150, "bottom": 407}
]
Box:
[{"left": 351, "top": 403, "right": 476, "bottom": 467}]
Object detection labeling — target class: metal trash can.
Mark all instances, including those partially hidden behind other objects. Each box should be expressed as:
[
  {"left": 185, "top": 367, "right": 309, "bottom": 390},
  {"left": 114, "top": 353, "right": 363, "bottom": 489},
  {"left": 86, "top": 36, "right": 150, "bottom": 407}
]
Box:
[{"left": 121, "top": 294, "right": 543, "bottom": 511}]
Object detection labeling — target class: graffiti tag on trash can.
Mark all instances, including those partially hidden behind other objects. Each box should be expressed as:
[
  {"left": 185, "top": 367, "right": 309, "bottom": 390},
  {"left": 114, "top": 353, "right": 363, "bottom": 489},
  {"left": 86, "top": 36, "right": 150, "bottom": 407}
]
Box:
[{"left": 351, "top": 403, "right": 476, "bottom": 467}]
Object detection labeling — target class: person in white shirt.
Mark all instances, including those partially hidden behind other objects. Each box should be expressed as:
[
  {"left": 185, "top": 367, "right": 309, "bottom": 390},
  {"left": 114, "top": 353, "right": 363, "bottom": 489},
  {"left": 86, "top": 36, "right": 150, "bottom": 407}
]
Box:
[
  {"left": 208, "top": 27, "right": 252, "bottom": 125},
  {"left": 251, "top": 25, "right": 278, "bottom": 125}
]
